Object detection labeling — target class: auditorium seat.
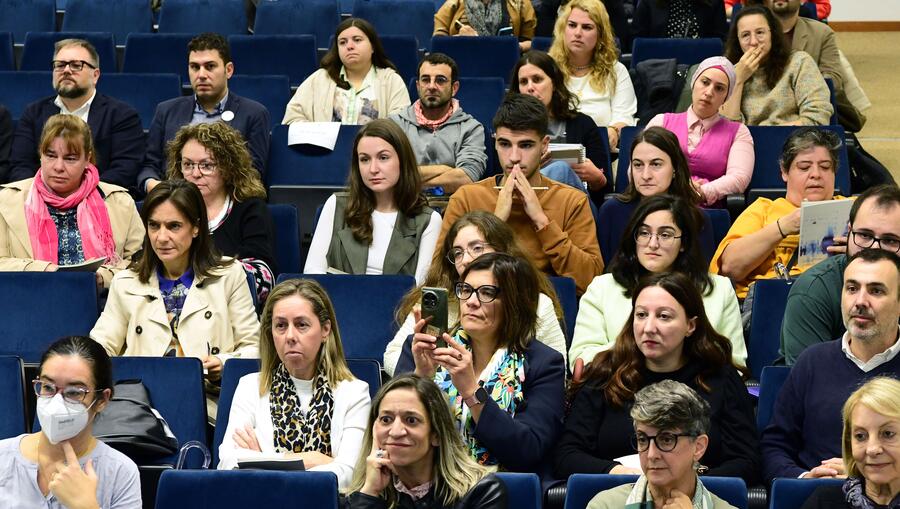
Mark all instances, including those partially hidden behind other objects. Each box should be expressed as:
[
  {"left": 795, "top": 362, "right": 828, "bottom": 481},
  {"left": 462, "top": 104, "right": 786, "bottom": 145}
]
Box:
[
  {"left": 614, "top": 126, "right": 640, "bottom": 193},
  {"left": 769, "top": 478, "right": 844, "bottom": 509},
  {"left": 0, "top": 356, "right": 27, "bottom": 439},
  {"left": 155, "top": 469, "right": 339, "bottom": 509},
  {"left": 0, "top": 0, "right": 55, "bottom": 44},
  {"left": 254, "top": 0, "right": 340, "bottom": 51},
  {"left": 228, "top": 74, "right": 291, "bottom": 128},
  {"left": 565, "top": 474, "right": 748, "bottom": 509},
  {"left": 630, "top": 37, "right": 724, "bottom": 70},
  {"left": 0, "top": 71, "right": 52, "bottom": 119},
  {"left": 61, "top": 0, "right": 153, "bottom": 46},
  {"left": 158, "top": 0, "right": 248, "bottom": 35},
  {"left": 495, "top": 473, "right": 541, "bottom": 509},
  {"left": 20, "top": 32, "right": 117, "bottom": 73},
  {"left": 0, "top": 32, "right": 13, "bottom": 71},
  {"left": 96, "top": 73, "right": 181, "bottom": 129},
  {"left": 747, "top": 279, "right": 793, "bottom": 379},
  {"left": 267, "top": 203, "right": 302, "bottom": 275},
  {"left": 550, "top": 276, "right": 578, "bottom": 349},
  {"left": 228, "top": 34, "right": 317, "bottom": 87},
  {"left": 352, "top": 0, "right": 435, "bottom": 51},
  {"left": 757, "top": 365, "right": 790, "bottom": 432},
  {"left": 431, "top": 36, "right": 519, "bottom": 83},
  {"left": 123, "top": 33, "right": 194, "bottom": 84},
  {"left": 380, "top": 35, "right": 419, "bottom": 84}
]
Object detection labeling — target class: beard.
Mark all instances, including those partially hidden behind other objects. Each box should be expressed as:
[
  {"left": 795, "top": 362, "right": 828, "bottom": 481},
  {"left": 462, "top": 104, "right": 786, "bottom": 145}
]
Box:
[
  {"left": 844, "top": 308, "right": 884, "bottom": 342},
  {"left": 55, "top": 79, "right": 88, "bottom": 100},
  {"left": 771, "top": 0, "right": 800, "bottom": 15},
  {"left": 421, "top": 94, "right": 451, "bottom": 110}
]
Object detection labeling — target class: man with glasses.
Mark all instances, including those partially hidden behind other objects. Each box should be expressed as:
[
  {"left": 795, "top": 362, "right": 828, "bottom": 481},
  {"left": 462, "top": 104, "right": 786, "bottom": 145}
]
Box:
[
  {"left": 389, "top": 53, "right": 486, "bottom": 194},
  {"left": 137, "top": 32, "right": 270, "bottom": 196},
  {"left": 7, "top": 39, "right": 145, "bottom": 190},
  {"left": 780, "top": 184, "right": 900, "bottom": 364}
]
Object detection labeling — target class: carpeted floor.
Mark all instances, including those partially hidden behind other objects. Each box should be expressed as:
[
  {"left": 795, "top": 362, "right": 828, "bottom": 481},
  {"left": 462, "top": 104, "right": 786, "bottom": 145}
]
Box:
[{"left": 836, "top": 31, "right": 900, "bottom": 182}]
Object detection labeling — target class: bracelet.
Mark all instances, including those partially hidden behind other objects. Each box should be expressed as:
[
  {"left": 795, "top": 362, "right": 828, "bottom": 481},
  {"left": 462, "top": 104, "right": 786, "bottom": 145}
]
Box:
[{"left": 776, "top": 218, "right": 787, "bottom": 239}]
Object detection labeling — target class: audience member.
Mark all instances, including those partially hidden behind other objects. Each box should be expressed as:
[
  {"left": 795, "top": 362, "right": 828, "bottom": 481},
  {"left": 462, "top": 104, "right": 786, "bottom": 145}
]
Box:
[
  {"left": 549, "top": 0, "right": 637, "bottom": 149},
  {"left": 389, "top": 53, "right": 487, "bottom": 194},
  {"left": 165, "top": 122, "right": 277, "bottom": 302},
  {"left": 801, "top": 377, "right": 900, "bottom": 509},
  {"left": 781, "top": 184, "right": 900, "bottom": 365},
  {"left": 555, "top": 272, "right": 759, "bottom": 482},
  {"left": 283, "top": 18, "right": 410, "bottom": 124},
  {"left": 433, "top": 0, "right": 536, "bottom": 52},
  {"left": 138, "top": 33, "right": 271, "bottom": 195},
  {"left": 0, "top": 114, "right": 144, "bottom": 289},
  {"left": 344, "top": 374, "right": 507, "bottom": 508},
  {"left": 597, "top": 126, "right": 708, "bottom": 266},
  {"left": 8, "top": 39, "right": 145, "bottom": 189},
  {"left": 722, "top": 6, "right": 832, "bottom": 126},
  {"left": 90, "top": 180, "right": 259, "bottom": 387},
  {"left": 571, "top": 195, "right": 745, "bottom": 371},
  {"left": 510, "top": 50, "right": 611, "bottom": 202},
  {"left": 631, "top": 0, "right": 729, "bottom": 40},
  {"left": 586, "top": 381, "right": 739, "bottom": 509},
  {"left": 218, "top": 279, "right": 370, "bottom": 489},
  {"left": 396, "top": 253, "right": 566, "bottom": 471},
  {"left": 647, "top": 57, "right": 754, "bottom": 207},
  {"left": 761, "top": 249, "right": 900, "bottom": 483},
  {"left": 439, "top": 94, "right": 603, "bottom": 295},
  {"left": 711, "top": 127, "right": 846, "bottom": 299},
  {"left": 384, "top": 211, "right": 566, "bottom": 375},
  {"left": 304, "top": 119, "right": 442, "bottom": 284},
  {"left": 726, "top": 0, "right": 831, "bottom": 20},
  {"left": 536, "top": 0, "right": 631, "bottom": 51},
  {"left": 0, "top": 336, "right": 141, "bottom": 508},
  {"left": 0, "top": 104, "right": 10, "bottom": 183}
]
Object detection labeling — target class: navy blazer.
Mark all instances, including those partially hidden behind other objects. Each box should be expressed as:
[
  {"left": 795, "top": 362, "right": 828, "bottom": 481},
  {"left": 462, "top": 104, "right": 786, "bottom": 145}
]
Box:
[
  {"left": 396, "top": 335, "right": 566, "bottom": 473},
  {"left": 137, "top": 93, "right": 271, "bottom": 192},
  {"left": 8, "top": 94, "right": 146, "bottom": 189}
]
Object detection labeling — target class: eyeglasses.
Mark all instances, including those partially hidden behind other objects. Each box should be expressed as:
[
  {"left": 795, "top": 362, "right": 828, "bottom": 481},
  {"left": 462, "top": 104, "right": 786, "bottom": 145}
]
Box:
[
  {"left": 33, "top": 380, "right": 102, "bottom": 404},
  {"left": 454, "top": 282, "right": 501, "bottom": 303},
  {"left": 632, "top": 431, "right": 696, "bottom": 453},
  {"left": 52, "top": 60, "right": 97, "bottom": 73},
  {"left": 447, "top": 243, "right": 492, "bottom": 264},
  {"left": 181, "top": 160, "right": 217, "bottom": 176},
  {"left": 850, "top": 230, "right": 900, "bottom": 254},
  {"left": 634, "top": 229, "right": 682, "bottom": 247},
  {"left": 418, "top": 76, "right": 451, "bottom": 86}
]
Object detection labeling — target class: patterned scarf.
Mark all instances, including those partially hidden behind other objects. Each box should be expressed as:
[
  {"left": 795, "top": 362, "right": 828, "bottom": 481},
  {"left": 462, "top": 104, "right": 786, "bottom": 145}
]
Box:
[
  {"left": 269, "top": 363, "right": 334, "bottom": 455},
  {"left": 844, "top": 477, "right": 900, "bottom": 509},
  {"left": 413, "top": 98, "right": 459, "bottom": 131},
  {"left": 434, "top": 330, "right": 524, "bottom": 466},
  {"left": 624, "top": 475, "right": 716, "bottom": 509},
  {"left": 464, "top": 0, "right": 503, "bottom": 37},
  {"left": 25, "top": 164, "right": 119, "bottom": 265}
]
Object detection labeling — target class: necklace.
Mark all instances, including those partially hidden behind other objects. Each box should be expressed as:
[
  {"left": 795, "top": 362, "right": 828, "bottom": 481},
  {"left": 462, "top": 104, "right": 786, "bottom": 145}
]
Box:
[{"left": 572, "top": 64, "right": 591, "bottom": 71}]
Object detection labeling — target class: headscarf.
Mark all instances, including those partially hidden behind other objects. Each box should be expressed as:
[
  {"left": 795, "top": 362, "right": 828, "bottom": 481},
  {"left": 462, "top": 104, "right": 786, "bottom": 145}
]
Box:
[{"left": 690, "top": 56, "right": 737, "bottom": 101}]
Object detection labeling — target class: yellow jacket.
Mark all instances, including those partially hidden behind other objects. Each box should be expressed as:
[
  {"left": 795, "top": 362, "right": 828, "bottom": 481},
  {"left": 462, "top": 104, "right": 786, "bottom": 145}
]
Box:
[
  {"left": 434, "top": 0, "right": 536, "bottom": 39},
  {"left": 0, "top": 178, "right": 144, "bottom": 287}
]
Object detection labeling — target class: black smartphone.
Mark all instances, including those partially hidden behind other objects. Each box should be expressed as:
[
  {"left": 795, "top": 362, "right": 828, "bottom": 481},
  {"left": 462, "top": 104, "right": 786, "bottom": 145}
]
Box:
[
  {"left": 498, "top": 26, "right": 514, "bottom": 36},
  {"left": 421, "top": 287, "right": 449, "bottom": 348}
]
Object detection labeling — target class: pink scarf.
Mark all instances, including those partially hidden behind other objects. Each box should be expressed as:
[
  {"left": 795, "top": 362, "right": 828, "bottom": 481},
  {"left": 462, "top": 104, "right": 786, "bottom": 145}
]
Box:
[{"left": 24, "top": 164, "right": 119, "bottom": 265}]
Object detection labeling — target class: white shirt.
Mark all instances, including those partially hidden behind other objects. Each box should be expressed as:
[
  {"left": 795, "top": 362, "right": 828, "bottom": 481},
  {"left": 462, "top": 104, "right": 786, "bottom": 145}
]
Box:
[
  {"left": 54, "top": 89, "right": 96, "bottom": 122},
  {"left": 217, "top": 373, "right": 371, "bottom": 490},
  {"left": 840, "top": 327, "right": 900, "bottom": 372},
  {"left": 566, "top": 61, "right": 637, "bottom": 128}
]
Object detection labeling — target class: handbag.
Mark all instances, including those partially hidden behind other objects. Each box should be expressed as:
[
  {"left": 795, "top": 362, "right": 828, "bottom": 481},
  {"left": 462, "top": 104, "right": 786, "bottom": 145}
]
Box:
[{"left": 92, "top": 379, "right": 179, "bottom": 461}]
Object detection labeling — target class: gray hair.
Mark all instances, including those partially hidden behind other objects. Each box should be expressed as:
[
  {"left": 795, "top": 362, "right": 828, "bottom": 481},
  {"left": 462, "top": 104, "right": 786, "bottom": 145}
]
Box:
[
  {"left": 779, "top": 127, "right": 842, "bottom": 171},
  {"left": 630, "top": 380, "right": 711, "bottom": 437},
  {"left": 54, "top": 38, "right": 100, "bottom": 68}
]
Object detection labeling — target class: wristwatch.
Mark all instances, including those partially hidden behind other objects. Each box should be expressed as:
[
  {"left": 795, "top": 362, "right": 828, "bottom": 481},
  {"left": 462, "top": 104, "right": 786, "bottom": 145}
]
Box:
[{"left": 463, "top": 387, "right": 488, "bottom": 408}]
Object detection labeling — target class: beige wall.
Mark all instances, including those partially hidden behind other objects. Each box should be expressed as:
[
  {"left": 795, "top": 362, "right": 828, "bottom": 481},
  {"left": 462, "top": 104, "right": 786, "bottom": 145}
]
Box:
[{"left": 829, "top": 1, "right": 900, "bottom": 22}]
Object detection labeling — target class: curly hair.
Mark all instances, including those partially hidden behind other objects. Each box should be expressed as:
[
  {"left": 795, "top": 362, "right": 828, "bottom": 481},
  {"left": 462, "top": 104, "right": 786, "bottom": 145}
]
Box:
[
  {"left": 549, "top": 0, "right": 620, "bottom": 96},
  {"left": 508, "top": 50, "right": 579, "bottom": 121},
  {"left": 321, "top": 18, "right": 397, "bottom": 91},
  {"left": 165, "top": 121, "right": 266, "bottom": 202},
  {"left": 725, "top": 6, "right": 791, "bottom": 90}
]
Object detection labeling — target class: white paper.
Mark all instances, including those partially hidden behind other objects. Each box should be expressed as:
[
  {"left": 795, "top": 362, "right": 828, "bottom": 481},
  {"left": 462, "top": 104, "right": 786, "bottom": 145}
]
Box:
[
  {"left": 57, "top": 257, "right": 106, "bottom": 272},
  {"left": 287, "top": 122, "right": 341, "bottom": 150},
  {"left": 798, "top": 199, "right": 853, "bottom": 267},
  {"left": 613, "top": 453, "right": 643, "bottom": 472}
]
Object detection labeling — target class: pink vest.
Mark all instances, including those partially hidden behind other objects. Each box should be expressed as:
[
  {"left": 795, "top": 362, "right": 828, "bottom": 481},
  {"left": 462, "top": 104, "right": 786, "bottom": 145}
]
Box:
[{"left": 663, "top": 112, "right": 741, "bottom": 183}]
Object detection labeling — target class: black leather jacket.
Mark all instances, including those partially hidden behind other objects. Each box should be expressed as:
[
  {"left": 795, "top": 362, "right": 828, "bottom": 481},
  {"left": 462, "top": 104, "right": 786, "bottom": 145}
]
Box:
[{"left": 342, "top": 474, "right": 507, "bottom": 509}]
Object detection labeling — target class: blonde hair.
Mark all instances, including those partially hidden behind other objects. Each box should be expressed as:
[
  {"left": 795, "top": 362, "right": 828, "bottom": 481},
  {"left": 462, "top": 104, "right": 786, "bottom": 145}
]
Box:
[
  {"left": 549, "top": 0, "right": 620, "bottom": 96},
  {"left": 348, "top": 375, "right": 493, "bottom": 504},
  {"left": 38, "top": 114, "right": 96, "bottom": 165},
  {"left": 841, "top": 377, "right": 900, "bottom": 479},
  {"left": 258, "top": 279, "right": 354, "bottom": 395}
]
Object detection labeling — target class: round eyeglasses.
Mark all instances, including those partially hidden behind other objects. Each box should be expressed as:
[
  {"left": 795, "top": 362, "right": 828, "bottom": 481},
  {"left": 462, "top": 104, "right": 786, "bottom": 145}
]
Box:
[
  {"left": 635, "top": 229, "right": 682, "bottom": 247},
  {"left": 446, "top": 243, "right": 492, "bottom": 264},
  {"left": 454, "top": 282, "right": 501, "bottom": 303},
  {"left": 632, "top": 431, "right": 696, "bottom": 453},
  {"left": 181, "top": 160, "right": 217, "bottom": 176},
  {"left": 33, "top": 380, "right": 102, "bottom": 404}
]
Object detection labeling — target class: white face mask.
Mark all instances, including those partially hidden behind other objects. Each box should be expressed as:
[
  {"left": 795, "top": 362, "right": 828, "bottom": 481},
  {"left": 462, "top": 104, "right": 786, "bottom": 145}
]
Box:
[{"left": 36, "top": 393, "right": 91, "bottom": 444}]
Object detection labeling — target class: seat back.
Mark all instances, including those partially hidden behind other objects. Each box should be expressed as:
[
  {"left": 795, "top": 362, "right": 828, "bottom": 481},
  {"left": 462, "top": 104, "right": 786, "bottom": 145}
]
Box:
[
  {"left": 21, "top": 32, "right": 118, "bottom": 73},
  {"left": 275, "top": 274, "right": 415, "bottom": 360},
  {"left": 0, "top": 31, "right": 13, "bottom": 71},
  {"left": 267, "top": 203, "right": 302, "bottom": 275},
  {"left": 431, "top": 36, "right": 519, "bottom": 83},
  {"left": 380, "top": 34, "right": 419, "bottom": 84},
  {"left": 566, "top": 474, "right": 747, "bottom": 509},
  {"left": 757, "top": 365, "right": 791, "bottom": 432},
  {"left": 455, "top": 77, "right": 505, "bottom": 132},
  {"left": 266, "top": 124, "right": 360, "bottom": 187},
  {"left": 97, "top": 73, "right": 182, "bottom": 129},
  {"left": 769, "top": 478, "right": 844, "bottom": 509},
  {"left": 158, "top": 0, "right": 247, "bottom": 35},
  {"left": 213, "top": 357, "right": 260, "bottom": 467},
  {"left": 346, "top": 358, "right": 382, "bottom": 399},
  {"left": 748, "top": 279, "right": 793, "bottom": 379},
  {"left": 228, "top": 34, "right": 317, "bottom": 87},
  {"left": 155, "top": 469, "right": 339, "bottom": 509},
  {"left": 123, "top": 33, "right": 195, "bottom": 84},
  {"left": 228, "top": 74, "right": 291, "bottom": 128},
  {"left": 630, "top": 37, "right": 724, "bottom": 69},
  {"left": 531, "top": 36, "right": 553, "bottom": 52},
  {"left": 614, "top": 126, "right": 640, "bottom": 193},
  {"left": 495, "top": 472, "right": 541, "bottom": 509},
  {"left": 706, "top": 208, "right": 731, "bottom": 253},
  {"left": 0, "top": 0, "right": 55, "bottom": 43},
  {"left": 61, "top": 0, "right": 153, "bottom": 45},
  {"left": 0, "top": 272, "right": 99, "bottom": 362},
  {"left": 0, "top": 71, "right": 53, "bottom": 119},
  {"left": 352, "top": 0, "right": 434, "bottom": 51},
  {"left": 0, "top": 356, "right": 26, "bottom": 439},
  {"left": 549, "top": 276, "right": 578, "bottom": 349},
  {"left": 254, "top": 0, "right": 340, "bottom": 51}
]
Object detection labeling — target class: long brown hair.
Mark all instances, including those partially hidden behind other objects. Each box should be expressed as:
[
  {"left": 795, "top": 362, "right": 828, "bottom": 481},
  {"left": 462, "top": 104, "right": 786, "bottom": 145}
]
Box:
[
  {"left": 576, "top": 272, "right": 742, "bottom": 407},
  {"left": 321, "top": 17, "right": 397, "bottom": 90},
  {"left": 508, "top": 50, "right": 579, "bottom": 121},
  {"left": 345, "top": 119, "right": 427, "bottom": 245},
  {"left": 619, "top": 126, "right": 701, "bottom": 205},
  {"left": 725, "top": 6, "right": 791, "bottom": 90}
]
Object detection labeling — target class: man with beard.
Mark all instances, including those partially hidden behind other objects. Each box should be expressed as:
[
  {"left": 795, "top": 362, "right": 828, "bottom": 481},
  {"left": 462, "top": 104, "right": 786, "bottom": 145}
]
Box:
[
  {"left": 7, "top": 39, "right": 145, "bottom": 190},
  {"left": 389, "top": 53, "right": 486, "bottom": 194},
  {"left": 761, "top": 248, "right": 900, "bottom": 483}
]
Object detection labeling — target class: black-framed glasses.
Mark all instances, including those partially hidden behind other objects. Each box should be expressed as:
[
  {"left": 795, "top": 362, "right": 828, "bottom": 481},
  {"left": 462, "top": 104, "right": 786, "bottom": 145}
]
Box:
[
  {"left": 181, "top": 160, "right": 217, "bottom": 176},
  {"left": 632, "top": 431, "right": 696, "bottom": 452},
  {"left": 52, "top": 60, "right": 97, "bottom": 72},
  {"left": 850, "top": 230, "right": 900, "bottom": 254},
  {"left": 454, "top": 282, "right": 501, "bottom": 303},
  {"left": 446, "top": 243, "right": 492, "bottom": 264},
  {"left": 634, "top": 229, "right": 682, "bottom": 247},
  {"left": 33, "top": 380, "right": 101, "bottom": 404}
]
